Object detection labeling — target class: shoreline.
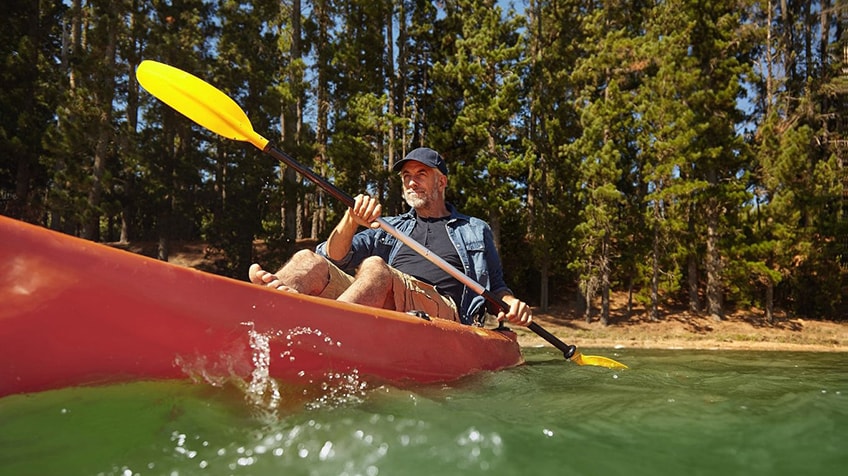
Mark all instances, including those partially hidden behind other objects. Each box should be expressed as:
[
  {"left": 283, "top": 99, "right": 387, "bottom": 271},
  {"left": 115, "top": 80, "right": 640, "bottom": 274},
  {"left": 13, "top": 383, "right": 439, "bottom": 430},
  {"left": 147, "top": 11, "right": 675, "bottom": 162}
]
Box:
[{"left": 511, "top": 311, "right": 848, "bottom": 353}]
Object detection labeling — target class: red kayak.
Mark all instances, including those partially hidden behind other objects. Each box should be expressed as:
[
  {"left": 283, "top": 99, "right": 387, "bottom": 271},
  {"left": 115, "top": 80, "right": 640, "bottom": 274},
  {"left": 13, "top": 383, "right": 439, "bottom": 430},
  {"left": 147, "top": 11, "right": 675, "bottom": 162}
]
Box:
[{"left": 0, "top": 216, "right": 523, "bottom": 397}]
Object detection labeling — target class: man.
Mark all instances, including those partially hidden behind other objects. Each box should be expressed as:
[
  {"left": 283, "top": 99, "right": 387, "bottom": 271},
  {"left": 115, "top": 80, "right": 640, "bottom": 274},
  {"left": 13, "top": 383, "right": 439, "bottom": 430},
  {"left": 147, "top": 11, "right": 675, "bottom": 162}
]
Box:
[{"left": 248, "top": 147, "right": 532, "bottom": 327}]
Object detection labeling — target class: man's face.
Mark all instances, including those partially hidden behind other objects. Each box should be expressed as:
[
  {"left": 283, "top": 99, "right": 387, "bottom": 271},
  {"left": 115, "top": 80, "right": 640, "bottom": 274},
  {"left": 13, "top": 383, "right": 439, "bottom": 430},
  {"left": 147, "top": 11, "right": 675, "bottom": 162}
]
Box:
[{"left": 400, "top": 162, "right": 446, "bottom": 209}]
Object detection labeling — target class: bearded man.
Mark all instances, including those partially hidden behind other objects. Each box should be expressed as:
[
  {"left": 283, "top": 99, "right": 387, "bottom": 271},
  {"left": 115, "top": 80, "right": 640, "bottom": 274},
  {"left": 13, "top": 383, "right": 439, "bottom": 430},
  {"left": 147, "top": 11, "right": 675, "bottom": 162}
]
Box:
[{"left": 248, "top": 147, "right": 532, "bottom": 327}]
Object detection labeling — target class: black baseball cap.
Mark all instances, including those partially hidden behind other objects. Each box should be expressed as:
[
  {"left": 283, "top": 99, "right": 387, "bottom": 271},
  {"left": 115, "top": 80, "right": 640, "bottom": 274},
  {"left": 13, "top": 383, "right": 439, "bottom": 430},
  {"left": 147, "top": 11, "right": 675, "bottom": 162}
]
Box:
[{"left": 392, "top": 147, "right": 448, "bottom": 176}]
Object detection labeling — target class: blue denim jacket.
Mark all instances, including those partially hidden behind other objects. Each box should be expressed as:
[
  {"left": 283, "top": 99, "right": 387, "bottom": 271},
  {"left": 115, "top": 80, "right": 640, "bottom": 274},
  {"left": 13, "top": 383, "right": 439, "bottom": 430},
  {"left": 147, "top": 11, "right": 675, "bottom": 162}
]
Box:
[{"left": 316, "top": 204, "right": 512, "bottom": 325}]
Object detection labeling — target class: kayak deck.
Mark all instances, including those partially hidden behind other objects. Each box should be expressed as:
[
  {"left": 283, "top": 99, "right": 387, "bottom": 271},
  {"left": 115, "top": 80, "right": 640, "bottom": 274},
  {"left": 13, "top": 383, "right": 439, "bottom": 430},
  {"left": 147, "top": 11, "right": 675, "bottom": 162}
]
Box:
[{"left": 0, "top": 217, "right": 523, "bottom": 397}]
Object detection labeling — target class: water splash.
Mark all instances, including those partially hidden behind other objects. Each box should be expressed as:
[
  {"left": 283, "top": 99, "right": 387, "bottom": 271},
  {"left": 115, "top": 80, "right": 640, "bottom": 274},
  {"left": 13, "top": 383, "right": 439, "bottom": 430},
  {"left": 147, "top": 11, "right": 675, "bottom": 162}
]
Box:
[
  {"left": 242, "top": 325, "right": 282, "bottom": 411},
  {"left": 304, "top": 369, "right": 368, "bottom": 410},
  {"left": 278, "top": 325, "right": 367, "bottom": 411},
  {"left": 175, "top": 322, "right": 367, "bottom": 415}
]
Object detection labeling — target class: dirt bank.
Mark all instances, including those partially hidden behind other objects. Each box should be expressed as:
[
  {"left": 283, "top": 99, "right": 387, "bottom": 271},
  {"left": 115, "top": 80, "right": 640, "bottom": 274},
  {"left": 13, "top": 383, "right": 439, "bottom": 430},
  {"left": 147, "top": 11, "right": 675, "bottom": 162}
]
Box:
[{"left": 515, "top": 306, "right": 848, "bottom": 352}]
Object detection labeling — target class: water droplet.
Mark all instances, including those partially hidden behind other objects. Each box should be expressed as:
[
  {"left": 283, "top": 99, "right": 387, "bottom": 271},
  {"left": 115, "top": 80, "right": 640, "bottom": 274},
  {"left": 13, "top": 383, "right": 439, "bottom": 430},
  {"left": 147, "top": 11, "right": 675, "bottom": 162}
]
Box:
[{"left": 318, "top": 441, "right": 334, "bottom": 461}]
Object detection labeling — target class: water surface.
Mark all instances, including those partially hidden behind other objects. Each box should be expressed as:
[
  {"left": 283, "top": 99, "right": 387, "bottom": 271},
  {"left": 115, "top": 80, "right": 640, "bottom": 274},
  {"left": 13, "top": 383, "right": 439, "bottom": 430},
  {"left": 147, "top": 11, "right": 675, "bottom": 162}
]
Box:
[{"left": 1, "top": 348, "right": 845, "bottom": 475}]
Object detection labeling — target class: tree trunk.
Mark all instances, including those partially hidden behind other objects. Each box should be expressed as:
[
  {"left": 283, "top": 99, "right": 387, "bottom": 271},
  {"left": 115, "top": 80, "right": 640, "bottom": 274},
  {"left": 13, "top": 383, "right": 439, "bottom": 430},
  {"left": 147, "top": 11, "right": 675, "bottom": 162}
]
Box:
[
  {"left": 82, "top": 5, "right": 118, "bottom": 241},
  {"left": 281, "top": 0, "right": 303, "bottom": 242},
  {"left": 819, "top": 0, "right": 830, "bottom": 82},
  {"left": 705, "top": 212, "right": 723, "bottom": 321},
  {"left": 687, "top": 204, "right": 700, "bottom": 312},
  {"left": 313, "top": 0, "right": 331, "bottom": 240},
  {"left": 385, "top": 3, "right": 397, "bottom": 208},
  {"left": 539, "top": 257, "right": 549, "bottom": 313},
  {"left": 158, "top": 110, "right": 179, "bottom": 262},
  {"left": 583, "top": 274, "right": 596, "bottom": 323},
  {"left": 651, "top": 224, "right": 660, "bottom": 321},
  {"left": 489, "top": 209, "right": 502, "bottom": 252},
  {"left": 283, "top": 166, "right": 298, "bottom": 240},
  {"left": 601, "top": 236, "right": 610, "bottom": 326},
  {"left": 601, "top": 279, "right": 610, "bottom": 326},
  {"left": 765, "top": 279, "right": 774, "bottom": 324}
]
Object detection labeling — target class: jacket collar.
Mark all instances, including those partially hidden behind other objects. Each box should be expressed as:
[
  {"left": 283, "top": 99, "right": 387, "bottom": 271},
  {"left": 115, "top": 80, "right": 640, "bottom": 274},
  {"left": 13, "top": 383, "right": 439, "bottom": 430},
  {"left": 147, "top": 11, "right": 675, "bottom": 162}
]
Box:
[{"left": 401, "top": 203, "right": 470, "bottom": 223}]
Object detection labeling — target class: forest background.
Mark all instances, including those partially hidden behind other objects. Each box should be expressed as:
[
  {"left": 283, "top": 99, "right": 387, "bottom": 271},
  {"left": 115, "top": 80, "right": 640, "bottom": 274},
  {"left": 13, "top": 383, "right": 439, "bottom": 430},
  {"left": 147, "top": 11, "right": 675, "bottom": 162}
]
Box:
[{"left": 1, "top": 0, "right": 847, "bottom": 324}]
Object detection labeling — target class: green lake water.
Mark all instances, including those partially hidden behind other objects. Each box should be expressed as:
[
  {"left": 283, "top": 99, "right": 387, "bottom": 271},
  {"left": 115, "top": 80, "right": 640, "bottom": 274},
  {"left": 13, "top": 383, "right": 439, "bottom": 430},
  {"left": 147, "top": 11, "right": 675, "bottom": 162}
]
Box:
[{"left": 1, "top": 348, "right": 845, "bottom": 476}]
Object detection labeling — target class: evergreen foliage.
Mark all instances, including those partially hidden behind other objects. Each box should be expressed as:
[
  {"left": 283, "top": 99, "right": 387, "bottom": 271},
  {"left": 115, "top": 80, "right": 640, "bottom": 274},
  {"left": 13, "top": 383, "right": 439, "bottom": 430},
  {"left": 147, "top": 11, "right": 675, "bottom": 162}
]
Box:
[{"left": 1, "top": 0, "right": 845, "bottom": 319}]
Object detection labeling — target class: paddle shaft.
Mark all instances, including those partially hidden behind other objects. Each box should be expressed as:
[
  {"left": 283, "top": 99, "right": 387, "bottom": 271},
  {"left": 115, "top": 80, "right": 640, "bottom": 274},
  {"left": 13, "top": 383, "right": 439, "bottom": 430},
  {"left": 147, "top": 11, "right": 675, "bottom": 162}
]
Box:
[{"left": 262, "top": 144, "right": 577, "bottom": 360}]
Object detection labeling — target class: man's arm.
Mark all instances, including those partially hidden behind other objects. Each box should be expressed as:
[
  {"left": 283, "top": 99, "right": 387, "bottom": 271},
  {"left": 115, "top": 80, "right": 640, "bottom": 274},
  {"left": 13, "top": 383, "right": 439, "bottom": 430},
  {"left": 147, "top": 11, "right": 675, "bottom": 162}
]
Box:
[{"left": 325, "top": 194, "right": 382, "bottom": 261}]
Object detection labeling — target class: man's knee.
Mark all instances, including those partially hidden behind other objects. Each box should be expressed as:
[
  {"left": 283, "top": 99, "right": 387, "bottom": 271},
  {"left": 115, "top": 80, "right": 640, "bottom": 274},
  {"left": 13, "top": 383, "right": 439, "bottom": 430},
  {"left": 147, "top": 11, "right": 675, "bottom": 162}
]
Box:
[
  {"left": 288, "top": 249, "right": 325, "bottom": 268},
  {"left": 357, "top": 256, "right": 391, "bottom": 278}
]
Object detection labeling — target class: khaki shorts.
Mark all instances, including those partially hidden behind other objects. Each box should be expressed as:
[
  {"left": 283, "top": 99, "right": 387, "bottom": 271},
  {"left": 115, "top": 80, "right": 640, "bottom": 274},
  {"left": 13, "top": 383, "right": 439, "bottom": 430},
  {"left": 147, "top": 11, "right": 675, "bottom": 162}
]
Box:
[{"left": 319, "top": 259, "right": 460, "bottom": 322}]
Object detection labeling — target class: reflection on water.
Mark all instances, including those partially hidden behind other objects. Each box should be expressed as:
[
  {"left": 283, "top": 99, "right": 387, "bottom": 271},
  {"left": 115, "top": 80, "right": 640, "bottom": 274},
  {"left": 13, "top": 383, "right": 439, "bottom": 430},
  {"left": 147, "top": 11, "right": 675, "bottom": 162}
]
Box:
[{"left": 0, "top": 348, "right": 845, "bottom": 476}]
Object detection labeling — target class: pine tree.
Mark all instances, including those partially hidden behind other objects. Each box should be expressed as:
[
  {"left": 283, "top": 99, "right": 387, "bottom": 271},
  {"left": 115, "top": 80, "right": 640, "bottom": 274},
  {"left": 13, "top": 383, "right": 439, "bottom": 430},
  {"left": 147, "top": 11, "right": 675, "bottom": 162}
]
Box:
[
  {"left": 0, "top": 1, "right": 64, "bottom": 222},
  {"left": 206, "top": 0, "right": 284, "bottom": 277},
  {"left": 567, "top": 0, "right": 647, "bottom": 324},
  {"left": 635, "top": 0, "right": 704, "bottom": 320},
  {"left": 523, "top": 0, "right": 584, "bottom": 311},
  {"left": 135, "top": 0, "right": 215, "bottom": 259},
  {"left": 430, "top": 0, "right": 526, "bottom": 251},
  {"left": 679, "top": 0, "right": 755, "bottom": 320}
]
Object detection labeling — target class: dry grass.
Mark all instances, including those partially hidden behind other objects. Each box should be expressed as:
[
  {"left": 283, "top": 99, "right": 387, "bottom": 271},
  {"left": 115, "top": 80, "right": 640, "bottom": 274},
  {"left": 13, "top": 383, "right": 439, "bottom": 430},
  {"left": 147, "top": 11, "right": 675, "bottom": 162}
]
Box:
[{"left": 517, "top": 302, "right": 848, "bottom": 352}]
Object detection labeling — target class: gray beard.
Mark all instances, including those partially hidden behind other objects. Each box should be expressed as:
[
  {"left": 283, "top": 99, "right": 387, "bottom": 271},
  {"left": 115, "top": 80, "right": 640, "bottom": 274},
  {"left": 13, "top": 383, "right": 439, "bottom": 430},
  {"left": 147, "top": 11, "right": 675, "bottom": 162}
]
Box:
[
  {"left": 404, "top": 194, "right": 426, "bottom": 209},
  {"left": 403, "top": 188, "right": 438, "bottom": 210}
]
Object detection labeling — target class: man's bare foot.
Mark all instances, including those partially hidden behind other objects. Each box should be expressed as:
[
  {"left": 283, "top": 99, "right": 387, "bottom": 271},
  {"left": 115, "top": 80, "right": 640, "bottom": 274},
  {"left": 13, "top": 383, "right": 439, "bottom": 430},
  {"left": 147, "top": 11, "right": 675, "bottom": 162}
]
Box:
[{"left": 248, "top": 263, "right": 299, "bottom": 293}]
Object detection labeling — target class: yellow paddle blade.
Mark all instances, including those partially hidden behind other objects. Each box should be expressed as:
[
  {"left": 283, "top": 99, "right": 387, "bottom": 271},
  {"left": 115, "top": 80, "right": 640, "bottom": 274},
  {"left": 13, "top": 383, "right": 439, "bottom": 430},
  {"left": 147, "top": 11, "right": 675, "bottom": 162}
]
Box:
[
  {"left": 572, "top": 351, "right": 629, "bottom": 370},
  {"left": 136, "top": 60, "right": 270, "bottom": 151}
]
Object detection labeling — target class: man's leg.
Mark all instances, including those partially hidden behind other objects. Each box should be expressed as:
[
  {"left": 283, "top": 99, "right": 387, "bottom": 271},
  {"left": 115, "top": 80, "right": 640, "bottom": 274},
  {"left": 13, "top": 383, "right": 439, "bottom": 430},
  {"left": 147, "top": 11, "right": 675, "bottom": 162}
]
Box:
[
  {"left": 249, "top": 249, "right": 335, "bottom": 296},
  {"left": 337, "top": 256, "right": 395, "bottom": 308},
  {"left": 389, "top": 269, "right": 460, "bottom": 322},
  {"left": 337, "top": 257, "right": 459, "bottom": 321}
]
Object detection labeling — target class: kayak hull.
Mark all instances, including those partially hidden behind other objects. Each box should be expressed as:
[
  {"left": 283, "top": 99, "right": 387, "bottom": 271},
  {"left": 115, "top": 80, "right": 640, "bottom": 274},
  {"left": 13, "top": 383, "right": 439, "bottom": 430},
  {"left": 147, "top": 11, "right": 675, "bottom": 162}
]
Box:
[{"left": 0, "top": 217, "right": 523, "bottom": 397}]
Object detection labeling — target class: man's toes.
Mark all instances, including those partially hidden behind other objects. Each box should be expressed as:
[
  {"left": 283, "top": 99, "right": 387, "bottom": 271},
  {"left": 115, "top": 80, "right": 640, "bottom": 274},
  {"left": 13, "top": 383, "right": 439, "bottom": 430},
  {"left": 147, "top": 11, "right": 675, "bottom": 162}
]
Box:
[
  {"left": 274, "top": 284, "right": 300, "bottom": 294},
  {"left": 248, "top": 263, "right": 264, "bottom": 284}
]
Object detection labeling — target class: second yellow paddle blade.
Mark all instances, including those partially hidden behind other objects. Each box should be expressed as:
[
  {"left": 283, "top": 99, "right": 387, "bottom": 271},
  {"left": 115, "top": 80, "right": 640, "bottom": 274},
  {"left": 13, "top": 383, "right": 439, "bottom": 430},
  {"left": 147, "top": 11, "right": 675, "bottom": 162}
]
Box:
[
  {"left": 572, "top": 351, "right": 629, "bottom": 370},
  {"left": 136, "top": 60, "right": 269, "bottom": 151}
]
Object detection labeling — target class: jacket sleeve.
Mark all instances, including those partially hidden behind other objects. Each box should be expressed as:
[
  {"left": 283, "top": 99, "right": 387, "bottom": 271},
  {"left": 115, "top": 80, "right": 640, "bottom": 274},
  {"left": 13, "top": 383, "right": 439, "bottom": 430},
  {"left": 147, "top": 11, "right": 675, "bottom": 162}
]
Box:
[{"left": 315, "top": 228, "right": 381, "bottom": 275}]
